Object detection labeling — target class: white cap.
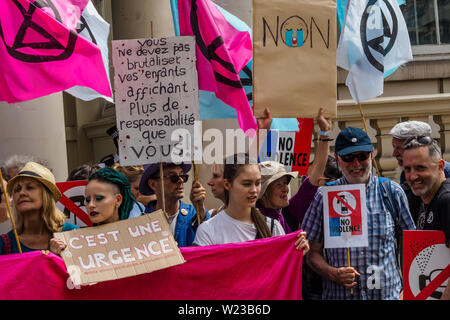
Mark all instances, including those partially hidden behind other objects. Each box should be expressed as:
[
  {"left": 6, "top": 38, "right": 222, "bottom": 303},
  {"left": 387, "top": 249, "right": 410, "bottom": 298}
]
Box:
[{"left": 389, "top": 121, "right": 432, "bottom": 139}]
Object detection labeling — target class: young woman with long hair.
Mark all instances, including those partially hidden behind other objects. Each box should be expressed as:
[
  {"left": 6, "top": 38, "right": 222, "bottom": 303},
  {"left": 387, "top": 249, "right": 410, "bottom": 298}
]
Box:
[{"left": 193, "top": 154, "right": 308, "bottom": 252}]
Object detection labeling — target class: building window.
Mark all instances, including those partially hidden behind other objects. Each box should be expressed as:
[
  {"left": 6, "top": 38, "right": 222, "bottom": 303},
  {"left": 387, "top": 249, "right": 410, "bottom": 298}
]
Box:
[{"left": 401, "top": 0, "right": 449, "bottom": 45}]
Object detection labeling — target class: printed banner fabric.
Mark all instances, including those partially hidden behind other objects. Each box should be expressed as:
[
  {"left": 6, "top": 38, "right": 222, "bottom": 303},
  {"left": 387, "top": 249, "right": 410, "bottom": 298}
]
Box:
[
  {"left": 0, "top": 231, "right": 303, "bottom": 300},
  {"left": 176, "top": 0, "right": 257, "bottom": 134},
  {"left": 0, "top": 0, "right": 112, "bottom": 103}
]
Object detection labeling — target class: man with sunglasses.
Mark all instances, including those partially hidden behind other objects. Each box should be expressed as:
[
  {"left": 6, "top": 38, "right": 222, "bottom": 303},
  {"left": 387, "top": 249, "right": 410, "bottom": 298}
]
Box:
[
  {"left": 139, "top": 162, "right": 210, "bottom": 247},
  {"left": 302, "top": 127, "right": 415, "bottom": 300},
  {"left": 389, "top": 121, "right": 450, "bottom": 223},
  {"left": 402, "top": 136, "right": 450, "bottom": 300}
]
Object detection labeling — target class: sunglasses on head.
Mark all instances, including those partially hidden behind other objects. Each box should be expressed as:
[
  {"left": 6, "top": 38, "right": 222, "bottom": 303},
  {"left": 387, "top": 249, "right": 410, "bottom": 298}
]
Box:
[
  {"left": 154, "top": 174, "right": 189, "bottom": 184},
  {"left": 404, "top": 135, "right": 433, "bottom": 146},
  {"left": 340, "top": 152, "right": 371, "bottom": 163}
]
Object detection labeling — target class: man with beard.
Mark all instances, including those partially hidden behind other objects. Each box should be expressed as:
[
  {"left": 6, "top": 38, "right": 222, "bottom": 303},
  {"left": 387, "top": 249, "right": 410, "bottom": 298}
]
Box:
[
  {"left": 389, "top": 121, "right": 450, "bottom": 223},
  {"left": 402, "top": 136, "right": 450, "bottom": 300},
  {"left": 302, "top": 127, "right": 415, "bottom": 300}
]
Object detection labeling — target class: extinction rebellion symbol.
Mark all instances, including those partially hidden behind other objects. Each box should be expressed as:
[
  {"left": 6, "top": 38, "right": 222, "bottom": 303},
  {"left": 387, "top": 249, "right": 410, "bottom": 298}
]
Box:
[
  {"left": 360, "top": 0, "right": 398, "bottom": 72},
  {"left": 0, "top": 0, "right": 77, "bottom": 63}
]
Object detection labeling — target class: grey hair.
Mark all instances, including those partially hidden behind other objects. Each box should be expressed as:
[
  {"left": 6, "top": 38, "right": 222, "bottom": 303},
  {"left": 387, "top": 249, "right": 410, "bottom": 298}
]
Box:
[
  {"left": 389, "top": 121, "right": 432, "bottom": 139},
  {"left": 4, "top": 155, "right": 37, "bottom": 170},
  {"left": 403, "top": 138, "right": 442, "bottom": 161}
]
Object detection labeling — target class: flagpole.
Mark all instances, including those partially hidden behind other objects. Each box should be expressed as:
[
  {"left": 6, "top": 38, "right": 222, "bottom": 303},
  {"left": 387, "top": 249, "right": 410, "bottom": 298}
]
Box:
[
  {"left": 0, "top": 171, "right": 22, "bottom": 253},
  {"left": 358, "top": 103, "right": 381, "bottom": 177}
]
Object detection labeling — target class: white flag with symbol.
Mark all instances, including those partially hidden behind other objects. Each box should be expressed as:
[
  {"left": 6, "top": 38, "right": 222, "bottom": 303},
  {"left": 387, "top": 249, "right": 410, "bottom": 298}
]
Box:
[{"left": 337, "top": 0, "right": 412, "bottom": 103}]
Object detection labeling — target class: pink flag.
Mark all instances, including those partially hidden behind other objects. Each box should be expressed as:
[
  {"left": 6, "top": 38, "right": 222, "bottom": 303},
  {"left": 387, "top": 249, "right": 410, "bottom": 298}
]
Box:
[
  {"left": 177, "top": 0, "right": 257, "bottom": 135},
  {"left": 0, "top": 0, "right": 112, "bottom": 103},
  {"left": 0, "top": 232, "right": 303, "bottom": 300}
]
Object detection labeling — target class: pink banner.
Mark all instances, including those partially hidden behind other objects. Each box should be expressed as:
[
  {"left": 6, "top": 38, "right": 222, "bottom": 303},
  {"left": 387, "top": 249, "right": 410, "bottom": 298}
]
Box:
[
  {"left": 177, "top": 0, "right": 257, "bottom": 135},
  {"left": 0, "top": 0, "right": 111, "bottom": 103},
  {"left": 0, "top": 232, "right": 302, "bottom": 300}
]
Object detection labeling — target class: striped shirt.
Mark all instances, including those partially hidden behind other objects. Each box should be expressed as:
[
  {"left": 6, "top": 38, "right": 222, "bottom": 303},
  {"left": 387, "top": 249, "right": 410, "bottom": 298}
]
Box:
[{"left": 301, "top": 174, "right": 416, "bottom": 300}]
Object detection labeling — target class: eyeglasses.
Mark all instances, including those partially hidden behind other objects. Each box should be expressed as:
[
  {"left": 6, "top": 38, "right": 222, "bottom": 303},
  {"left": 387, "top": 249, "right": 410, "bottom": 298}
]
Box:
[
  {"left": 339, "top": 152, "right": 371, "bottom": 163},
  {"left": 404, "top": 135, "right": 433, "bottom": 146},
  {"left": 154, "top": 174, "right": 189, "bottom": 184}
]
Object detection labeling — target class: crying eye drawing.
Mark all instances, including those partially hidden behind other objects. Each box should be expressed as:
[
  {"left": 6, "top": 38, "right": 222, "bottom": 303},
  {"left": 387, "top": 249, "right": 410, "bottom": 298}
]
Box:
[{"left": 285, "top": 28, "right": 304, "bottom": 47}]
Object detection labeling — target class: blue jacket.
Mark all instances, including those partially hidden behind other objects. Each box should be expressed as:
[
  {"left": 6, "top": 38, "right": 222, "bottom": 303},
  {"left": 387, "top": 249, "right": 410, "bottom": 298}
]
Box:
[{"left": 144, "top": 200, "right": 210, "bottom": 247}]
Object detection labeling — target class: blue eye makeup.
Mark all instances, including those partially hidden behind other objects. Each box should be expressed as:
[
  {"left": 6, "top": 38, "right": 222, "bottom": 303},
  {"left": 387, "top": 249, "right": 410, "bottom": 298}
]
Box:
[{"left": 85, "top": 195, "right": 105, "bottom": 204}]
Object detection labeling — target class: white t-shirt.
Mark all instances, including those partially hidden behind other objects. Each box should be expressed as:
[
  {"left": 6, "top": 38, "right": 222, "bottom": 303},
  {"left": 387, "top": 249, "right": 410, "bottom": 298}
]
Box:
[{"left": 193, "top": 210, "right": 285, "bottom": 246}]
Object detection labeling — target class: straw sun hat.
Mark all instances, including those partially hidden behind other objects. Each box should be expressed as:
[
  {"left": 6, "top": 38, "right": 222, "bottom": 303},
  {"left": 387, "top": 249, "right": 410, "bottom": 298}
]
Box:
[
  {"left": 6, "top": 162, "right": 61, "bottom": 201},
  {"left": 258, "top": 161, "right": 298, "bottom": 200}
]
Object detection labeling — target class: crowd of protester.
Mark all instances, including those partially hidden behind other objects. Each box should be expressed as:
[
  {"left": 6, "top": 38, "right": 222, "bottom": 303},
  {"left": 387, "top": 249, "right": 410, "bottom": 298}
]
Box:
[{"left": 0, "top": 112, "right": 448, "bottom": 300}]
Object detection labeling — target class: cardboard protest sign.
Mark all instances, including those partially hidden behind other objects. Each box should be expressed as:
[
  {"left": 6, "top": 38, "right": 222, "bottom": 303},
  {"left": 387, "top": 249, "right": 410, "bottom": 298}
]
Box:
[
  {"left": 322, "top": 184, "right": 368, "bottom": 248},
  {"left": 259, "top": 118, "right": 313, "bottom": 175},
  {"left": 56, "top": 180, "right": 91, "bottom": 227},
  {"left": 54, "top": 210, "right": 185, "bottom": 286},
  {"left": 112, "top": 36, "right": 200, "bottom": 165},
  {"left": 252, "top": 0, "right": 337, "bottom": 119},
  {"left": 403, "top": 230, "right": 450, "bottom": 300}
]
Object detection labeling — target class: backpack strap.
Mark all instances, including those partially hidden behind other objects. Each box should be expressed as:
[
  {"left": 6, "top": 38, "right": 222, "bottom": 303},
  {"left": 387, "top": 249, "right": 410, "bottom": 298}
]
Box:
[
  {"left": 1, "top": 233, "right": 11, "bottom": 255},
  {"left": 377, "top": 177, "right": 403, "bottom": 269},
  {"left": 377, "top": 177, "right": 399, "bottom": 224}
]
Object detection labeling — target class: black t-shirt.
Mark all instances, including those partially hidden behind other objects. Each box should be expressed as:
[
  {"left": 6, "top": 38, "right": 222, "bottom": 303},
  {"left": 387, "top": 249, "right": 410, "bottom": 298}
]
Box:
[{"left": 416, "top": 179, "right": 450, "bottom": 246}]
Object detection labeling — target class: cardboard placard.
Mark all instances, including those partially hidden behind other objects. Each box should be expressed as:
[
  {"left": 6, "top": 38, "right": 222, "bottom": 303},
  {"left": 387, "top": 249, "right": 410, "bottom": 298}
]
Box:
[
  {"left": 252, "top": 0, "right": 337, "bottom": 119},
  {"left": 322, "top": 184, "right": 368, "bottom": 249},
  {"left": 54, "top": 210, "right": 185, "bottom": 286},
  {"left": 403, "top": 230, "right": 450, "bottom": 300},
  {"left": 56, "top": 180, "right": 91, "bottom": 227},
  {"left": 112, "top": 36, "right": 200, "bottom": 165},
  {"left": 258, "top": 118, "right": 313, "bottom": 175}
]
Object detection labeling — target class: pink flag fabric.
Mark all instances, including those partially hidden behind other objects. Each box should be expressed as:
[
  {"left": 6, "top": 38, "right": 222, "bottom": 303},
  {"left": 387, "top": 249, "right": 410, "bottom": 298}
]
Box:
[
  {"left": 177, "top": 0, "right": 257, "bottom": 135},
  {"left": 0, "top": 0, "right": 112, "bottom": 103},
  {"left": 0, "top": 232, "right": 303, "bottom": 300}
]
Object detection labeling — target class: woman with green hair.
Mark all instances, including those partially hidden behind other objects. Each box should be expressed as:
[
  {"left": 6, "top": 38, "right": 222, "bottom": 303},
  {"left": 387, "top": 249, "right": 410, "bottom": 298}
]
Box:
[{"left": 49, "top": 168, "right": 140, "bottom": 255}]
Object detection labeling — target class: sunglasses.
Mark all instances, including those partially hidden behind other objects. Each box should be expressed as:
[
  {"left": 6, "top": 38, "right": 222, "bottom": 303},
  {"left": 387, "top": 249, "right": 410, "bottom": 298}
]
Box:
[
  {"left": 339, "top": 152, "right": 371, "bottom": 163},
  {"left": 404, "top": 135, "right": 433, "bottom": 146},
  {"left": 154, "top": 174, "right": 189, "bottom": 184}
]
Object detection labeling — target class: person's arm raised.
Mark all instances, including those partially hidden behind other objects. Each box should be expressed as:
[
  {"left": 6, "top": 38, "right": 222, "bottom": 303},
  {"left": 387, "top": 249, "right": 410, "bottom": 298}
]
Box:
[{"left": 308, "top": 108, "right": 333, "bottom": 187}]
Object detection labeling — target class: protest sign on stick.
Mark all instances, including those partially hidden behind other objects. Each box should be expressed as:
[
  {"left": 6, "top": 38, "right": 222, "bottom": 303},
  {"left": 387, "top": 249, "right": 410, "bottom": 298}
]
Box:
[
  {"left": 112, "top": 36, "right": 200, "bottom": 166},
  {"left": 322, "top": 184, "right": 368, "bottom": 249},
  {"left": 403, "top": 230, "right": 450, "bottom": 300},
  {"left": 54, "top": 210, "right": 185, "bottom": 286},
  {"left": 322, "top": 183, "right": 368, "bottom": 295},
  {"left": 252, "top": 0, "right": 337, "bottom": 119}
]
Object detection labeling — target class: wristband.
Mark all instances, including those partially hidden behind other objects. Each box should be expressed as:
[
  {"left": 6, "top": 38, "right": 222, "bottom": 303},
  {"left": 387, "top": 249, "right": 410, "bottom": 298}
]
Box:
[
  {"left": 319, "top": 138, "right": 334, "bottom": 142},
  {"left": 318, "top": 130, "right": 331, "bottom": 136}
]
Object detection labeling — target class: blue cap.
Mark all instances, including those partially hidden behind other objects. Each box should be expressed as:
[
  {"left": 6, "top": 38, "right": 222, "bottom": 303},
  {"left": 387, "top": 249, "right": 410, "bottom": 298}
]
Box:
[
  {"left": 139, "top": 162, "right": 192, "bottom": 195},
  {"left": 335, "top": 127, "right": 373, "bottom": 156}
]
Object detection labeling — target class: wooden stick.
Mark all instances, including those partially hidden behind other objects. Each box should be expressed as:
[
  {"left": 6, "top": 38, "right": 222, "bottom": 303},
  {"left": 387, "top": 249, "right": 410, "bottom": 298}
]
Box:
[
  {"left": 159, "top": 163, "right": 168, "bottom": 222},
  {"left": 347, "top": 247, "right": 353, "bottom": 295},
  {"left": 358, "top": 103, "right": 382, "bottom": 177},
  {"left": 0, "top": 171, "right": 22, "bottom": 253},
  {"left": 192, "top": 163, "right": 202, "bottom": 225}
]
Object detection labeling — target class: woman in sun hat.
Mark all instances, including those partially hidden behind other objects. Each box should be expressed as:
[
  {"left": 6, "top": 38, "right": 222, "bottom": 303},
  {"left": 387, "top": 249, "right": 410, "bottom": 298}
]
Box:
[
  {"left": 0, "top": 162, "right": 79, "bottom": 255},
  {"left": 257, "top": 108, "right": 339, "bottom": 234}
]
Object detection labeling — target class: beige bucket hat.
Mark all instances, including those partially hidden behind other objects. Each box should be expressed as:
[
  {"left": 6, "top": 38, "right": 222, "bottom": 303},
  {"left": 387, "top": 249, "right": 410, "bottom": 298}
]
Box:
[
  {"left": 258, "top": 161, "right": 298, "bottom": 199},
  {"left": 7, "top": 162, "right": 61, "bottom": 201}
]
